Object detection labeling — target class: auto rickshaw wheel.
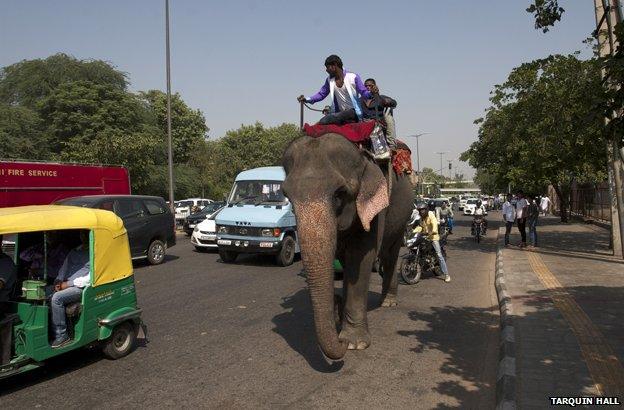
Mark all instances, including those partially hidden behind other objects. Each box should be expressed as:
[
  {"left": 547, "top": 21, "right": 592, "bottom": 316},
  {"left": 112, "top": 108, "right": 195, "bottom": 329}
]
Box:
[
  {"left": 147, "top": 239, "right": 166, "bottom": 265},
  {"left": 102, "top": 322, "right": 137, "bottom": 360}
]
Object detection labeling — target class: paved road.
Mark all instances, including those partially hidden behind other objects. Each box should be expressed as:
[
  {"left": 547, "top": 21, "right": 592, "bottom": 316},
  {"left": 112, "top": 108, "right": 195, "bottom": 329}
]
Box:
[{"left": 1, "top": 214, "right": 501, "bottom": 409}]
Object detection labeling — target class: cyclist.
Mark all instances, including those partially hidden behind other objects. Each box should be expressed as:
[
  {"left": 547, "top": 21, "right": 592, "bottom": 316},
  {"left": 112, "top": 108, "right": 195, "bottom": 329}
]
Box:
[{"left": 413, "top": 203, "right": 451, "bottom": 283}]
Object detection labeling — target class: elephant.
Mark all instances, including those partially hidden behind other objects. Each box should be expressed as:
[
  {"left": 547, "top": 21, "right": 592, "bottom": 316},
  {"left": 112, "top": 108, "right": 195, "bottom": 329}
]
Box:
[{"left": 282, "top": 133, "right": 413, "bottom": 360}]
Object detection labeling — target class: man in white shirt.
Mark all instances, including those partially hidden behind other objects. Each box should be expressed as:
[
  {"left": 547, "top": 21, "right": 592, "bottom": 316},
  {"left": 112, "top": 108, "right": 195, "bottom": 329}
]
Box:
[
  {"left": 49, "top": 230, "right": 91, "bottom": 348},
  {"left": 502, "top": 194, "right": 516, "bottom": 246},
  {"left": 540, "top": 195, "right": 551, "bottom": 216},
  {"left": 515, "top": 191, "right": 529, "bottom": 247}
]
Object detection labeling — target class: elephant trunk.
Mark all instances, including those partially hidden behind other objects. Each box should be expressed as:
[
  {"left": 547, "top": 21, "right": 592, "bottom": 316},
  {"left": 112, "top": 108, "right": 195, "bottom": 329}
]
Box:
[{"left": 295, "top": 200, "right": 347, "bottom": 360}]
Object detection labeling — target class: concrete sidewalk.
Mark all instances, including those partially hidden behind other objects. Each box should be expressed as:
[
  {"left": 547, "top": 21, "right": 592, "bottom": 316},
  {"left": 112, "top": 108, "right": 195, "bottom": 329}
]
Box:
[{"left": 496, "top": 216, "right": 624, "bottom": 408}]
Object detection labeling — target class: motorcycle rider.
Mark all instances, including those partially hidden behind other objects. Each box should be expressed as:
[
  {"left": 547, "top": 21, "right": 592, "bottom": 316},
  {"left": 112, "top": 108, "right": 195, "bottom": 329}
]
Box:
[
  {"left": 436, "top": 201, "right": 454, "bottom": 235},
  {"left": 471, "top": 199, "right": 488, "bottom": 235},
  {"left": 413, "top": 203, "right": 451, "bottom": 283}
]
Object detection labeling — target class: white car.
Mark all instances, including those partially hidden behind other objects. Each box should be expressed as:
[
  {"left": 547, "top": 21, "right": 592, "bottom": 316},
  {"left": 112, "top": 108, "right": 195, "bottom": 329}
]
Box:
[
  {"left": 175, "top": 198, "right": 213, "bottom": 223},
  {"left": 190, "top": 208, "right": 222, "bottom": 251},
  {"left": 458, "top": 197, "right": 468, "bottom": 211},
  {"left": 463, "top": 199, "right": 488, "bottom": 216}
]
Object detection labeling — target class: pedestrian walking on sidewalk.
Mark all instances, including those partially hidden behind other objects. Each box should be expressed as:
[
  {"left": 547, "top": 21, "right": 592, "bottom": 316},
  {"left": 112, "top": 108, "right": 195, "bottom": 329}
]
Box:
[
  {"left": 528, "top": 196, "right": 539, "bottom": 247},
  {"left": 515, "top": 191, "right": 529, "bottom": 247},
  {"left": 540, "top": 194, "right": 551, "bottom": 216},
  {"left": 502, "top": 193, "right": 515, "bottom": 246}
]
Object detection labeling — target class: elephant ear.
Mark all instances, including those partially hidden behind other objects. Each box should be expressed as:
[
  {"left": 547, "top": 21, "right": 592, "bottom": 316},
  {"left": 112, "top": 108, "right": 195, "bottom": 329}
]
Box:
[{"left": 356, "top": 160, "right": 389, "bottom": 232}]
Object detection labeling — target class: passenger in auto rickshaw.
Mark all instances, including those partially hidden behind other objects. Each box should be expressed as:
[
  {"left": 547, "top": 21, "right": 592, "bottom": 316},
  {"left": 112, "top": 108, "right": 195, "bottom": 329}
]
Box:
[
  {"left": 19, "top": 230, "right": 70, "bottom": 281},
  {"left": 0, "top": 234, "right": 18, "bottom": 364},
  {"left": 0, "top": 235, "right": 17, "bottom": 309},
  {"left": 47, "top": 230, "right": 91, "bottom": 348}
]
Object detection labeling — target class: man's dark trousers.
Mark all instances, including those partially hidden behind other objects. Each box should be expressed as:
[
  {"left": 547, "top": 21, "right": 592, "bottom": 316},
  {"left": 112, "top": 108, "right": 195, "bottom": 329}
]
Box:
[
  {"left": 318, "top": 108, "right": 357, "bottom": 125},
  {"left": 517, "top": 217, "right": 527, "bottom": 244},
  {"left": 504, "top": 221, "right": 513, "bottom": 245}
]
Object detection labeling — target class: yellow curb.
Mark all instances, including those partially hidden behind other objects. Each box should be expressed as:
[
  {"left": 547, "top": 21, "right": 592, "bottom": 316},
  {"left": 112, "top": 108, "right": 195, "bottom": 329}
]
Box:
[{"left": 527, "top": 252, "right": 624, "bottom": 397}]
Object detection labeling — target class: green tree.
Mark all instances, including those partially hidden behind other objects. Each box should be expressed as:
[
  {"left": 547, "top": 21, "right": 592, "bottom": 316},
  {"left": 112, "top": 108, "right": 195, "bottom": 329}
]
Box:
[
  {"left": 140, "top": 90, "right": 208, "bottom": 164},
  {"left": 60, "top": 129, "right": 160, "bottom": 194},
  {"left": 526, "top": 0, "right": 565, "bottom": 32},
  {"left": 0, "top": 53, "right": 127, "bottom": 108},
  {"left": 462, "top": 54, "right": 607, "bottom": 221},
  {"left": 37, "top": 80, "right": 151, "bottom": 153},
  {"left": 191, "top": 122, "right": 301, "bottom": 198},
  {"left": 0, "top": 103, "right": 48, "bottom": 160}
]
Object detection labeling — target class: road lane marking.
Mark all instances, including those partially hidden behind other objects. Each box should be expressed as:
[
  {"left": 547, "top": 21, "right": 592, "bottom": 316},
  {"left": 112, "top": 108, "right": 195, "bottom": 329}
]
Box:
[{"left": 527, "top": 252, "right": 624, "bottom": 397}]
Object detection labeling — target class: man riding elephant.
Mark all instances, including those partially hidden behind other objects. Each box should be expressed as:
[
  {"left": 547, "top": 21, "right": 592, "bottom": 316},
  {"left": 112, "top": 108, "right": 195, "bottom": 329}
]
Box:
[{"left": 297, "top": 54, "right": 373, "bottom": 126}]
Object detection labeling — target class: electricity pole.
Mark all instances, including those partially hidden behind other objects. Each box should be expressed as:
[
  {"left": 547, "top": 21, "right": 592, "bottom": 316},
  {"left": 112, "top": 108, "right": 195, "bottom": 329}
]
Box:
[
  {"left": 165, "top": 0, "right": 175, "bottom": 212},
  {"left": 406, "top": 133, "right": 430, "bottom": 196},
  {"left": 594, "top": 0, "right": 624, "bottom": 258},
  {"left": 435, "top": 151, "right": 448, "bottom": 176}
]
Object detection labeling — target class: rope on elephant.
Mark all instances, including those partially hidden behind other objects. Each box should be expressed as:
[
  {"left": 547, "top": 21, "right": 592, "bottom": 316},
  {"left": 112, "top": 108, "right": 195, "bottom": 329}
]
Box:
[{"left": 302, "top": 102, "right": 326, "bottom": 113}]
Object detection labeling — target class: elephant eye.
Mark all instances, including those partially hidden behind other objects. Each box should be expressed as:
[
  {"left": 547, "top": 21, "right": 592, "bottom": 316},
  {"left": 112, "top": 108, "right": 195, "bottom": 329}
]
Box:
[{"left": 333, "top": 187, "right": 347, "bottom": 213}]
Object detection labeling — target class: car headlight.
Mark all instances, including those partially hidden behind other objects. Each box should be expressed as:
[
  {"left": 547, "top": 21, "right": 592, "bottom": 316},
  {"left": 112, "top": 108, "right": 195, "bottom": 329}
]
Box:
[
  {"left": 194, "top": 226, "right": 199, "bottom": 232},
  {"left": 261, "top": 229, "right": 272, "bottom": 237},
  {"left": 218, "top": 226, "right": 228, "bottom": 234}
]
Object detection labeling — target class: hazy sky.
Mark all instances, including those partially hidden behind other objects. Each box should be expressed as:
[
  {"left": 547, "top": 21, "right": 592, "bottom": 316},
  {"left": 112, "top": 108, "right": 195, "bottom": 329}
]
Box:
[{"left": 1, "top": 1, "right": 597, "bottom": 177}]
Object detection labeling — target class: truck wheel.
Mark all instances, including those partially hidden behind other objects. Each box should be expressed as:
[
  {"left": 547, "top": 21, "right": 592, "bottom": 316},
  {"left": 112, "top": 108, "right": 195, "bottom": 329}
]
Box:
[
  {"left": 219, "top": 249, "right": 238, "bottom": 263},
  {"left": 147, "top": 240, "right": 166, "bottom": 265},
  {"left": 102, "top": 322, "right": 136, "bottom": 360},
  {"left": 276, "top": 236, "right": 296, "bottom": 267}
]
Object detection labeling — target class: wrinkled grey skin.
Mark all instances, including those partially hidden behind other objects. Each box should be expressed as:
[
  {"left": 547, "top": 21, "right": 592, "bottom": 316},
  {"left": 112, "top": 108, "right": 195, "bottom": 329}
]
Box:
[{"left": 282, "top": 134, "right": 413, "bottom": 360}]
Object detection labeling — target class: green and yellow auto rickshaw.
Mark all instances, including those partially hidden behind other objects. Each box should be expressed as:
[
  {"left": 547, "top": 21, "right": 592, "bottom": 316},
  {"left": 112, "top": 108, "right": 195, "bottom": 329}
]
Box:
[{"left": 0, "top": 205, "right": 144, "bottom": 380}]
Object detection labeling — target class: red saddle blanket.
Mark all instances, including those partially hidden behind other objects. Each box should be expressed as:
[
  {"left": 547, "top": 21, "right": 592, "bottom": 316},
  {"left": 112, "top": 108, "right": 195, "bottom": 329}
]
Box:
[
  {"left": 303, "top": 121, "right": 376, "bottom": 142},
  {"left": 393, "top": 139, "right": 413, "bottom": 176}
]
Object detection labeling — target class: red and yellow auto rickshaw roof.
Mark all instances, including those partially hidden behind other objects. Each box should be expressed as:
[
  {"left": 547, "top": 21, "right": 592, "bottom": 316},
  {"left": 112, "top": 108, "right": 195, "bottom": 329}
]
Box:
[{"left": 0, "top": 205, "right": 133, "bottom": 287}]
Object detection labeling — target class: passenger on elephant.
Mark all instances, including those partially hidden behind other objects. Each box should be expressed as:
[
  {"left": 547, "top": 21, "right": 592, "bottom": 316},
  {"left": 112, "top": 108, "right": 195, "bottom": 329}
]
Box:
[
  {"left": 412, "top": 203, "right": 451, "bottom": 283},
  {"left": 362, "top": 78, "right": 398, "bottom": 150},
  {"left": 297, "top": 54, "right": 373, "bottom": 125}
]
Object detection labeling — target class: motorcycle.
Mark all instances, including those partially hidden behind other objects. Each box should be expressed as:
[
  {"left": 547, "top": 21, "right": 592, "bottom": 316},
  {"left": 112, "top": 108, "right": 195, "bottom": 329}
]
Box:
[
  {"left": 471, "top": 217, "right": 486, "bottom": 243},
  {"left": 400, "top": 231, "right": 446, "bottom": 285}
]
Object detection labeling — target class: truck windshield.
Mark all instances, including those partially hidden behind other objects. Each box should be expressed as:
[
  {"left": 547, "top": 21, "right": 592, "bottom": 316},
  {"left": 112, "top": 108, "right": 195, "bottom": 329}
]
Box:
[{"left": 229, "top": 180, "right": 285, "bottom": 205}]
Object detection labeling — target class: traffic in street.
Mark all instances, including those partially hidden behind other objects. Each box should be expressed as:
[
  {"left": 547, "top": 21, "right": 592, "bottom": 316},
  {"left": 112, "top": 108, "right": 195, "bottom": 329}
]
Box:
[{"left": 1, "top": 214, "right": 501, "bottom": 409}]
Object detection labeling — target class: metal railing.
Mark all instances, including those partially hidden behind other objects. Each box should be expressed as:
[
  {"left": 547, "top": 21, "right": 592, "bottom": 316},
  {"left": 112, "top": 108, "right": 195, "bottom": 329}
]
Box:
[{"left": 551, "top": 183, "right": 612, "bottom": 222}]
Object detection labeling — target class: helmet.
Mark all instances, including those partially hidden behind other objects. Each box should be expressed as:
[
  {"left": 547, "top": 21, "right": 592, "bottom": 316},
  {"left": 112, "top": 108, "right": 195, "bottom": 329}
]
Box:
[{"left": 416, "top": 202, "right": 428, "bottom": 211}]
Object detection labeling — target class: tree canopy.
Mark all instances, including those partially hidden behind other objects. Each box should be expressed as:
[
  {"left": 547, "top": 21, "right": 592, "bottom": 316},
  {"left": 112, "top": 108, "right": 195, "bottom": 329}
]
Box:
[
  {"left": 461, "top": 54, "right": 607, "bottom": 220},
  {"left": 0, "top": 53, "right": 301, "bottom": 199},
  {"left": 526, "top": 0, "right": 565, "bottom": 33}
]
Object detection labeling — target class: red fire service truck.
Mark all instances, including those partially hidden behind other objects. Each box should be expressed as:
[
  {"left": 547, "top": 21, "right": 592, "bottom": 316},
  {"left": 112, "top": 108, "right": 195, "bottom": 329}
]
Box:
[{"left": 0, "top": 160, "right": 130, "bottom": 207}]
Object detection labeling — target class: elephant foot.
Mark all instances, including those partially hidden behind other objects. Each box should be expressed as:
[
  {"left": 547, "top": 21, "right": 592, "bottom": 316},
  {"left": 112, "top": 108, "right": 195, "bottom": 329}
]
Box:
[
  {"left": 339, "top": 324, "right": 370, "bottom": 350},
  {"left": 380, "top": 295, "right": 397, "bottom": 307}
]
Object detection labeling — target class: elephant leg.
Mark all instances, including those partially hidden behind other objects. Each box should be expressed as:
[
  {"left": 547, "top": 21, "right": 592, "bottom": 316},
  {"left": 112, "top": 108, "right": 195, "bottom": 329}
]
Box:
[
  {"left": 380, "top": 236, "right": 402, "bottom": 307},
  {"left": 339, "top": 233, "right": 377, "bottom": 350}
]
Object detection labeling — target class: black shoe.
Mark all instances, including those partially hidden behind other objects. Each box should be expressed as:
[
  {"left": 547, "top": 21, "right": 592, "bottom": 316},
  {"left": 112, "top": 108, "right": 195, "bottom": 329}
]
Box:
[{"left": 51, "top": 334, "right": 71, "bottom": 349}]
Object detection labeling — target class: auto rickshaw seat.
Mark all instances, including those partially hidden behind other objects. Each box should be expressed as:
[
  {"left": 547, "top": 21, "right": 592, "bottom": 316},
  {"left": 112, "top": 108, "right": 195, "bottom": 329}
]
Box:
[{"left": 65, "top": 302, "right": 82, "bottom": 318}]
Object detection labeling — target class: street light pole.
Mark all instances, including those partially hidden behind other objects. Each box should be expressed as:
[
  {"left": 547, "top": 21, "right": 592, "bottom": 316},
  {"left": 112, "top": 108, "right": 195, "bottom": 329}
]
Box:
[
  {"left": 165, "top": 0, "right": 175, "bottom": 213},
  {"left": 405, "top": 133, "right": 430, "bottom": 196},
  {"left": 434, "top": 151, "right": 449, "bottom": 176}
]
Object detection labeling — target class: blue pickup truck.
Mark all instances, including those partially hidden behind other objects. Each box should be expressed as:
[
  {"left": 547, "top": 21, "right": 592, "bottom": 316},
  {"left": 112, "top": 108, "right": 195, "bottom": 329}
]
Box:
[{"left": 215, "top": 166, "right": 299, "bottom": 266}]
